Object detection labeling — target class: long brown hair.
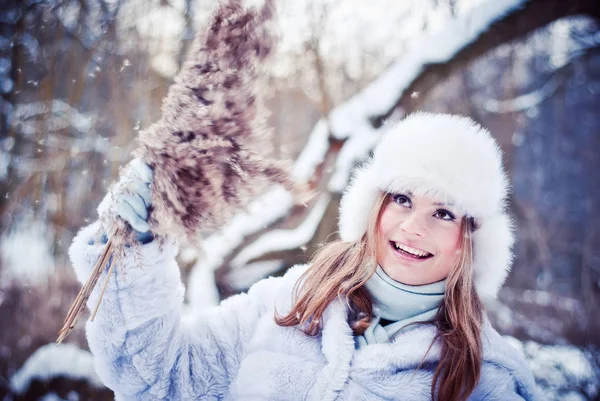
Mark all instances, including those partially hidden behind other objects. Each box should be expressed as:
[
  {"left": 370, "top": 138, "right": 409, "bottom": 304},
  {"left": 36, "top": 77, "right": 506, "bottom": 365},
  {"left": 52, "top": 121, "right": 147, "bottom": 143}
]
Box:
[
  {"left": 275, "top": 193, "right": 483, "bottom": 401},
  {"left": 431, "top": 218, "right": 483, "bottom": 401}
]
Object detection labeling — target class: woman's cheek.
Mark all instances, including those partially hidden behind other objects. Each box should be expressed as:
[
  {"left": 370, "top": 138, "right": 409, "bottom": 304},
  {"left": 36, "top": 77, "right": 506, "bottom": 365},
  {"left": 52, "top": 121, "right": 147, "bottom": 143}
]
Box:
[{"left": 436, "top": 226, "right": 462, "bottom": 253}]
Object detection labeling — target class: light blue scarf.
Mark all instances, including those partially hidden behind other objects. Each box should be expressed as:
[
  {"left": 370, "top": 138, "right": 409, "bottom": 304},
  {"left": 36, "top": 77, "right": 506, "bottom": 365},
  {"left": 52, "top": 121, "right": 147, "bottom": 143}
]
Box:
[{"left": 355, "top": 266, "right": 445, "bottom": 349}]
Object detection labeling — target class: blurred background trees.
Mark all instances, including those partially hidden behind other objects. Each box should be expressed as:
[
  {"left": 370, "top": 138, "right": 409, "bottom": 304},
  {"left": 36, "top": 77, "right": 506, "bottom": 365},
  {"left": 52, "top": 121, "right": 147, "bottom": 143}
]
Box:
[{"left": 1, "top": 0, "right": 599, "bottom": 399}]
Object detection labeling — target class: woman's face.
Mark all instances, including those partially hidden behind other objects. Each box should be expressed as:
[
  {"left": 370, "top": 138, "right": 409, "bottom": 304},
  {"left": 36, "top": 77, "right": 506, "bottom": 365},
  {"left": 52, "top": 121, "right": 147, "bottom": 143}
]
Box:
[{"left": 376, "top": 192, "right": 463, "bottom": 285}]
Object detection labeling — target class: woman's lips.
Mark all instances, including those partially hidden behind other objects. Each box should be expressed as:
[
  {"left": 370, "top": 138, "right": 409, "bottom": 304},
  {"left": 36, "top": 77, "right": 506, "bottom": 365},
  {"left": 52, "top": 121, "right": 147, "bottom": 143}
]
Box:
[{"left": 389, "top": 241, "right": 433, "bottom": 262}]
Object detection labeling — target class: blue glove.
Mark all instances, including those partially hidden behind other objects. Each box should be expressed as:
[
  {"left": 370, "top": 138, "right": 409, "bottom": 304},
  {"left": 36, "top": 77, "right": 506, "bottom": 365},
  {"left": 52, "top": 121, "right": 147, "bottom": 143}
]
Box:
[{"left": 97, "top": 158, "right": 154, "bottom": 244}]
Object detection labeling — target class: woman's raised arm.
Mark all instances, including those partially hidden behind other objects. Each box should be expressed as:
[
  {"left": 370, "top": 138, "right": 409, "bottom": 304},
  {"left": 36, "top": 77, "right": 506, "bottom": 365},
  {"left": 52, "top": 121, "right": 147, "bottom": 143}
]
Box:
[{"left": 67, "top": 159, "right": 284, "bottom": 399}]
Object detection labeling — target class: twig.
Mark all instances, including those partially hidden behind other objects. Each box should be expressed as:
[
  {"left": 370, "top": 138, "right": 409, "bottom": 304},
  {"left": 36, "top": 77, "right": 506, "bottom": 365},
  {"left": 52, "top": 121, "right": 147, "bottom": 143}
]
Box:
[
  {"left": 57, "top": 238, "right": 114, "bottom": 343},
  {"left": 90, "top": 246, "right": 118, "bottom": 321}
]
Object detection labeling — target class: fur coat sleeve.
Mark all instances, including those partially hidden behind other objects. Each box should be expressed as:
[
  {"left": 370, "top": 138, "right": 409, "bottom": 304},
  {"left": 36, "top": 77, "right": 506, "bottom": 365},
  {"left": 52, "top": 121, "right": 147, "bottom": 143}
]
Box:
[{"left": 68, "top": 221, "right": 299, "bottom": 400}]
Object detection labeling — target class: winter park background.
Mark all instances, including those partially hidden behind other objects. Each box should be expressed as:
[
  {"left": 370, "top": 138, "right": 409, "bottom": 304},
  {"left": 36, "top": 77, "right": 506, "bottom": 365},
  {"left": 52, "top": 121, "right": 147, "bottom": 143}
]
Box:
[{"left": 0, "top": 0, "right": 599, "bottom": 399}]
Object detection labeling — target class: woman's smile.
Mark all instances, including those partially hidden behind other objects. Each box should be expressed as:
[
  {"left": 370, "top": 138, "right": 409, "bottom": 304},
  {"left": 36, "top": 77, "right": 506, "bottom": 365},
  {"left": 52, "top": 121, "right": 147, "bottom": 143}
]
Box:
[{"left": 388, "top": 240, "right": 433, "bottom": 261}]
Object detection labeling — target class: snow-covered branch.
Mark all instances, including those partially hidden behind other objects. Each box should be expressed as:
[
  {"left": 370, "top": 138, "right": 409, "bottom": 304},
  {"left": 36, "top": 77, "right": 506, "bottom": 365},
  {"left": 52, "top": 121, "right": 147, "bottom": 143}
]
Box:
[
  {"left": 11, "top": 100, "right": 95, "bottom": 135},
  {"left": 480, "top": 42, "right": 600, "bottom": 114},
  {"left": 225, "top": 260, "right": 285, "bottom": 291},
  {"left": 10, "top": 343, "right": 103, "bottom": 394},
  {"left": 186, "top": 186, "right": 293, "bottom": 304},
  {"left": 326, "top": 0, "right": 530, "bottom": 190},
  {"left": 481, "top": 77, "right": 560, "bottom": 113},
  {"left": 230, "top": 193, "right": 331, "bottom": 268},
  {"left": 8, "top": 100, "right": 120, "bottom": 158},
  {"left": 330, "top": 0, "right": 530, "bottom": 133}
]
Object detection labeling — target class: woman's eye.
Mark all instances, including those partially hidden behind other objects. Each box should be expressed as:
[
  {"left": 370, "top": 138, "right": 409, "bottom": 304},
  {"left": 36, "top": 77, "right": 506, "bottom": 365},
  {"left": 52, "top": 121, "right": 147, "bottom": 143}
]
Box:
[
  {"left": 434, "top": 209, "right": 456, "bottom": 221},
  {"left": 393, "top": 194, "right": 411, "bottom": 207}
]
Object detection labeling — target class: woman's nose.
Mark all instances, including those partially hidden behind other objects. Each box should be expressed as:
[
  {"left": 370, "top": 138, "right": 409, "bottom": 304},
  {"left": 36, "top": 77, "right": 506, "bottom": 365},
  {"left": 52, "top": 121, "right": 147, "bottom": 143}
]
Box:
[{"left": 400, "top": 212, "right": 428, "bottom": 237}]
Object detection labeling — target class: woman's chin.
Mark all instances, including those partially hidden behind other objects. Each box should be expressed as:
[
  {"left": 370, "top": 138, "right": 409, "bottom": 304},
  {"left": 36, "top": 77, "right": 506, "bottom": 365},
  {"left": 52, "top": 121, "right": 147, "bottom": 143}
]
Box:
[
  {"left": 380, "top": 256, "right": 449, "bottom": 286},
  {"left": 381, "top": 264, "right": 428, "bottom": 285}
]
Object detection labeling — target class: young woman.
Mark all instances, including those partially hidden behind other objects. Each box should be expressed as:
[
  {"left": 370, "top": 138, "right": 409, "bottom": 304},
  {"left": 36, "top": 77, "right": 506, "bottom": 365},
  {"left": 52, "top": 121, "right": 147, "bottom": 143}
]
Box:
[{"left": 70, "top": 112, "right": 539, "bottom": 400}]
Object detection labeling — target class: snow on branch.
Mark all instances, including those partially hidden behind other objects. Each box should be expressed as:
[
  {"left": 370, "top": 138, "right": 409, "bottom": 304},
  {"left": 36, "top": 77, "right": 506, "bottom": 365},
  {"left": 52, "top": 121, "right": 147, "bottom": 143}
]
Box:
[
  {"left": 327, "top": 0, "right": 530, "bottom": 191},
  {"left": 504, "top": 336, "right": 598, "bottom": 400},
  {"left": 230, "top": 193, "right": 331, "bottom": 268},
  {"left": 500, "top": 287, "right": 582, "bottom": 313},
  {"left": 481, "top": 77, "right": 560, "bottom": 113},
  {"left": 10, "top": 343, "right": 103, "bottom": 394},
  {"left": 8, "top": 100, "right": 124, "bottom": 164},
  {"left": 292, "top": 118, "right": 330, "bottom": 181},
  {"left": 329, "top": 0, "right": 529, "bottom": 132},
  {"left": 202, "top": 191, "right": 327, "bottom": 291},
  {"left": 480, "top": 41, "right": 600, "bottom": 114},
  {"left": 186, "top": 186, "right": 293, "bottom": 305},
  {"left": 11, "top": 100, "right": 96, "bottom": 136},
  {"left": 327, "top": 125, "right": 380, "bottom": 192},
  {"left": 1, "top": 217, "right": 55, "bottom": 286},
  {"left": 225, "top": 260, "right": 285, "bottom": 291}
]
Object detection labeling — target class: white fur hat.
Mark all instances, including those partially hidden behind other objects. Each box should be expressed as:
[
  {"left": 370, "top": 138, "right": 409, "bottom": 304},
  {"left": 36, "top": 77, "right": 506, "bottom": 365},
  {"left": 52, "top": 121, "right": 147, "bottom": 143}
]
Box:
[{"left": 338, "top": 112, "right": 514, "bottom": 300}]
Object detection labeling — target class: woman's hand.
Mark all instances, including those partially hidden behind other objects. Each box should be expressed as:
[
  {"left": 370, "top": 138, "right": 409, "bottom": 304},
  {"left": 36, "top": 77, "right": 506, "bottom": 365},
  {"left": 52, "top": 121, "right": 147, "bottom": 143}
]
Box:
[{"left": 97, "top": 158, "right": 154, "bottom": 242}]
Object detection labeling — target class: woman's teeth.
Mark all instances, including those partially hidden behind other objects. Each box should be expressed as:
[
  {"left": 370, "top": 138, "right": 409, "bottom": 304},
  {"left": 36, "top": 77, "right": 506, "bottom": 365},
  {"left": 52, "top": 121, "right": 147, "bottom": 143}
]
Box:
[{"left": 391, "top": 241, "right": 432, "bottom": 258}]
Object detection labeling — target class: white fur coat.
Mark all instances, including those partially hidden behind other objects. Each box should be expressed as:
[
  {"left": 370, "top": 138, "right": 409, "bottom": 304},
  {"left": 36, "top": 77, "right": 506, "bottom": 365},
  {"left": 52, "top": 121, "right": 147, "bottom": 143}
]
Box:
[{"left": 69, "top": 222, "right": 540, "bottom": 400}]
